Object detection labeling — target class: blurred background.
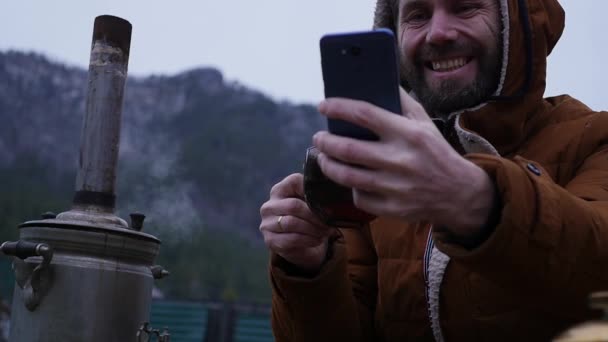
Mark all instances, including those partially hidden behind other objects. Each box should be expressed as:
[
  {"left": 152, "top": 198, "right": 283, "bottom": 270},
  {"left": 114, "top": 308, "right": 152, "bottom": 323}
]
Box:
[{"left": 0, "top": 0, "right": 606, "bottom": 340}]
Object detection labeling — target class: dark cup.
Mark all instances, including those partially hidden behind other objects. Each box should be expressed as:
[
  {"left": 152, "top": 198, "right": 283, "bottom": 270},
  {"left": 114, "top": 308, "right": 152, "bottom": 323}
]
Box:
[{"left": 303, "top": 147, "right": 376, "bottom": 228}]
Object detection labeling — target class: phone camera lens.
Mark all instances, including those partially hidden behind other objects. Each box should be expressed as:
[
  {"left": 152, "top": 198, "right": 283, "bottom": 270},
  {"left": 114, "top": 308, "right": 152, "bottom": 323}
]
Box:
[{"left": 350, "top": 46, "right": 361, "bottom": 56}]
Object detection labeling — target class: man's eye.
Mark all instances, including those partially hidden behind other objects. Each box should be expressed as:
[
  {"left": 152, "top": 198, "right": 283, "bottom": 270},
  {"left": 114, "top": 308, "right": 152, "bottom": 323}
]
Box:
[
  {"left": 456, "top": 3, "right": 480, "bottom": 15},
  {"left": 405, "top": 11, "right": 430, "bottom": 23}
]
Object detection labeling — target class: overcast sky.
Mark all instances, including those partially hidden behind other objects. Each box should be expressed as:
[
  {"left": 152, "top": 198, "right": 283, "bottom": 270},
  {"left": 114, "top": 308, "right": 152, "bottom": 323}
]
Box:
[{"left": 1, "top": 1, "right": 606, "bottom": 109}]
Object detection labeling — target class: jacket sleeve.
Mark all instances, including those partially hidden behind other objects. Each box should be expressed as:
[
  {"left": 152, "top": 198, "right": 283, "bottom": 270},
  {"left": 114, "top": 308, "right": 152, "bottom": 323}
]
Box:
[
  {"left": 434, "top": 140, "right": 608, "bottom": 313},
  {"left": 269, "top": 226, "right": 378, "bottom": 342}
]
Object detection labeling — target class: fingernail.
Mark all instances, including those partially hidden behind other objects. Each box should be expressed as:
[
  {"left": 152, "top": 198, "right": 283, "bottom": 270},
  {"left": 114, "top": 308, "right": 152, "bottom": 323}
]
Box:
[
  {"left": 313, "top": 132, "right": 326, "bottom": 147},
  {"left": 318, "top": 100, "right": 327, "bottom": 113},
  {"left": 316, "top": 152, "right": 324, "bottom": 165}
]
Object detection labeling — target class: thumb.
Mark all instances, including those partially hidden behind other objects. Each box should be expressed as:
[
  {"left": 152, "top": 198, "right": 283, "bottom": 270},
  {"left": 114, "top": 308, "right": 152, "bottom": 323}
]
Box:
[{"left": 400, "top": 87, "right": 432, "bottom": 123}]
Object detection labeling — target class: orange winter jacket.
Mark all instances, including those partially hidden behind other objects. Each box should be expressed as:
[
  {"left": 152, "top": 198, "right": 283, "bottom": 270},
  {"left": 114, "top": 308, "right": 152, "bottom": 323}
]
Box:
[{"left": 269, "top": 0, "right": 608, "bottom": 340}]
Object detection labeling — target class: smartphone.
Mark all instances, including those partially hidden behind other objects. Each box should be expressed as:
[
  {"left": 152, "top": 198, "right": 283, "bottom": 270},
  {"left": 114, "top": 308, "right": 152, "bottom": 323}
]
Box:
[{"left": 320, "top": 29, "right": 402, "bottom": 140}]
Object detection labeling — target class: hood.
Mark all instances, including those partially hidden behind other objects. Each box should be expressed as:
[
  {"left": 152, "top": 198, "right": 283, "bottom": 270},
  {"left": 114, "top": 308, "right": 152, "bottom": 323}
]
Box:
[{"left": 373, "top": 0, "right": 565, "bottom": 155}]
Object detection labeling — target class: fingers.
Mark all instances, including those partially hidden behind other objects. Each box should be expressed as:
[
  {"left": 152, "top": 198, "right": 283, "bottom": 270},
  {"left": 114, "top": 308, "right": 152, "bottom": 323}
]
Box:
[
  {"left": 260, "top": 187, "right": 332, "bottom": 239},
  {"left": 313, "top": 131, "right": 414, "bottom": 171},
  {"left": 315, "top": 152, "right": 391, "bottom": 193},
  {"left": 260, "top": 195, "right": 327, "bottom": 227},
  {"left": 312, "top": 132, "right": 380, "bottom": 165},
  {"left": 259, "top": 213, "right": 329, "bottom": 239},
  {"left": 269, "top": 173, "right": 305, "bottom": 199},
  {"left": 261, "top": 174, "right": 332, "bottom": 271},
  {"left": 317, "top": 89, "right": 432, "bottom": 138},
  {"left": 263, "top": 231, "right": 329, "bottom": 271},
  {"left": 274, "top": 233, "right": 325, "bottom": 252},
  {"left": 318, "top": 98, "right": 397, "bottom": 138},
  {"left": 318, "top": 98, "right": 415, "bottom": 142},
  {"left": 263, "top": 230, "right": 326, "bottom": 253}
]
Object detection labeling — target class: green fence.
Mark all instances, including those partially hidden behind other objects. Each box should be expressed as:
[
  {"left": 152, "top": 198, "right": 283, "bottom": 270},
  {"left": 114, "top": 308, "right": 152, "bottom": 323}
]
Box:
[
  {"left": 151, "top": 300, "right": 207, "bottom": 342},
  {"left": 233, "top": 313, "right": 273, "bottom": 342},
  {"left": 150, "top": 300, "right": 274, "bottom": 342}
]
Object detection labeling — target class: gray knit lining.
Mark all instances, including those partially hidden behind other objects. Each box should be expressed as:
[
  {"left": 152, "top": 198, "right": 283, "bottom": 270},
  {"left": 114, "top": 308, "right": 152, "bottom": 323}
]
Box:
[{"left": 425, "top": 3, "right": 509, "bottom": 339}]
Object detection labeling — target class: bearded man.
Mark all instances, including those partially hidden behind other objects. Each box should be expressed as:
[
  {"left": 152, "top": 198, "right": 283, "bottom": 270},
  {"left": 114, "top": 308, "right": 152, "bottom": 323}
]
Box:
[{"left": 258, "top": 0, "right": 608, "bottom": 340}]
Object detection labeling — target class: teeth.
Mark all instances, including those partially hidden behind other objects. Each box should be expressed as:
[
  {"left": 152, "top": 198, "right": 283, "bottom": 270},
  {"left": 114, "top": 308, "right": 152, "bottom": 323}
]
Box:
[{"left": 432, "top": 58, "right": 468, "bottom": 72}]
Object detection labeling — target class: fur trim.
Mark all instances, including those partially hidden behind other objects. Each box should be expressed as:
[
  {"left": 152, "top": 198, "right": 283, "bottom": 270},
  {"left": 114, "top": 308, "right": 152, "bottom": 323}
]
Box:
[
  {"left": 427, "top": 246, "right": 450, "bottom": 342},
  {"left": 496, "top": 0, "right": 510, "bottom": 97},
  {"left": 454, "top": 114, "right": 501, "bottom": 155},
  {"left": 373, "top": 0, "right": 396, "bottom": 32}
]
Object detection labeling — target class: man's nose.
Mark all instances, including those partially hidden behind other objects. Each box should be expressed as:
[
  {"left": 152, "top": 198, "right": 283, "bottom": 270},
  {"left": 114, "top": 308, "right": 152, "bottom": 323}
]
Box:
[{"left": 426, "top": 11, "right": 458, "bottom": 45}]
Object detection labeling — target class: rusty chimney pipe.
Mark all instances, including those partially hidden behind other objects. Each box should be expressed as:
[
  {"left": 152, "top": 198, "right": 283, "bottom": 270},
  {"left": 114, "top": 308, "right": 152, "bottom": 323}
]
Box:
[{"left": 73, "top": 15, "right": 131, "bottom": 213}]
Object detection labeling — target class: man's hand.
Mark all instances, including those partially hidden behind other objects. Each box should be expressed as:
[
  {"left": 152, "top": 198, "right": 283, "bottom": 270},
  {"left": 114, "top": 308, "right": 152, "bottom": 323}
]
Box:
[
  {"left": 313, "top": 88, "right": 497, "bottom": 239},
  {"left": 259, "top": 173, "right": 335, "bottom": 273}
]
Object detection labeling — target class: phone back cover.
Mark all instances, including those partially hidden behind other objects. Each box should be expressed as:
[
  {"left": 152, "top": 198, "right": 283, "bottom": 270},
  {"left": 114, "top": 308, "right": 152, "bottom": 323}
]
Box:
[{"left": 320, "top": 29, "right": 401, "bottom": 140}]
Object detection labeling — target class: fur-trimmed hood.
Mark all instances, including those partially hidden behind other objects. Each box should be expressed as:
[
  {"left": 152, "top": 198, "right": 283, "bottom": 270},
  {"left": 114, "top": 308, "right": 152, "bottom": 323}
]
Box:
[{"left": 373, "top": 0, "right": 566, "bottom": 155}]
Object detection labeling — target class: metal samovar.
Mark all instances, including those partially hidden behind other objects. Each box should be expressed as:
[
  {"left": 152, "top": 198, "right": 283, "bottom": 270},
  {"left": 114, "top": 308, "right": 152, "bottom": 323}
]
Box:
[{"left": 1, "top": 15, "right": 169, "bottom": 341}]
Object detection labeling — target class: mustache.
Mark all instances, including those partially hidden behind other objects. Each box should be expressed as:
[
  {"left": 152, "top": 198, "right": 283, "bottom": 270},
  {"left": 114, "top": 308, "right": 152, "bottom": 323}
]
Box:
[{"left": 415, "top": 42, "right": 478, "bottom": 62}]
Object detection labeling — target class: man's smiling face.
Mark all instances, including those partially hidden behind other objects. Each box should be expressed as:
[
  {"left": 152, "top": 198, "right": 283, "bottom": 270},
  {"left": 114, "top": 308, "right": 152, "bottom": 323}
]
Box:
[{"left": 397, "top": 0, "right": 502, "bottom": 117}]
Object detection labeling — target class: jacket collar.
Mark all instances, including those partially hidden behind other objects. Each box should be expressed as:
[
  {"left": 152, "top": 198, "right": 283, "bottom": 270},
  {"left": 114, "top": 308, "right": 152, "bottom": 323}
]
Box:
[{"left": 454, "top": 0, "right": 565, "bottom": 155}]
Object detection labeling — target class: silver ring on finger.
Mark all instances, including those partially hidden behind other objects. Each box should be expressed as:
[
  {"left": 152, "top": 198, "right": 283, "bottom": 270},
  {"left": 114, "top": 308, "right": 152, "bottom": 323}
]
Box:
[{"left": 277, "top": 215, "right": 285, "bottom": 232}]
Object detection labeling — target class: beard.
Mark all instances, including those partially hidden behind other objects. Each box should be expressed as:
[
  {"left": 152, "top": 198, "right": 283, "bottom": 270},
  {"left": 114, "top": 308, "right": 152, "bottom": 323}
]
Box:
[{"left": 400, "top": 38, "right": 502, "bottom": 118}]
